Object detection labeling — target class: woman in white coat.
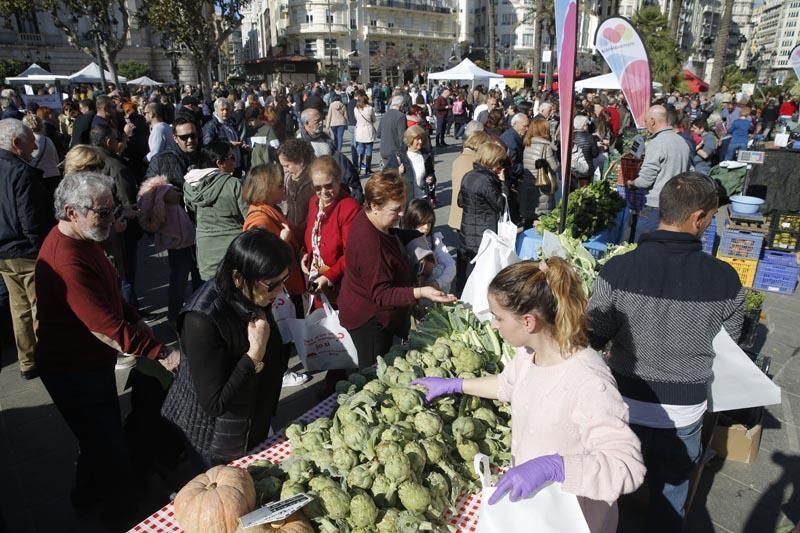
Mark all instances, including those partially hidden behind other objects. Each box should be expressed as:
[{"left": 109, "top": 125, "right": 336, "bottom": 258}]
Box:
[{"left": 353, "top": 94, "right": 377, "bottom": 176}]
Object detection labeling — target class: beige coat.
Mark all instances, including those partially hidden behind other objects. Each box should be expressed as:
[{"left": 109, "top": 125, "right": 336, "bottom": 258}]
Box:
[
  {"left": 448, "top": 148, "right": 478, "bottom": 230},
  {"left": 325, "top": 100, "right": 348, "bottom": 129}
]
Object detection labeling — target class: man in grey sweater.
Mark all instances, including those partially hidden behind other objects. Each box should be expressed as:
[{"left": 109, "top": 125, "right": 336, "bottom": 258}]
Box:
[
  {"left": 378, "top": 95, "right": 407, "bottom": 165},
  {"left": 631, "top": 104, "right": 691, "bottom": 240}
]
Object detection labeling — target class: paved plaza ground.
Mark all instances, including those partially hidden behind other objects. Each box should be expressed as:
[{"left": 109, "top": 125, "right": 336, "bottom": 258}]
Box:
[{"left": 0, "top": 130, "right": 798, "bottom": 532}]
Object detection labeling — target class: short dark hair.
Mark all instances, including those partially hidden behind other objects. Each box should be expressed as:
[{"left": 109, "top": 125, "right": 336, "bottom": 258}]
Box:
[
  {"left": 402, "top": 198, "right": 435, "bottom": 231},
  {"left": 201, "top": 141, "right": 233, "bottom": 167},
  {"left": 659, "top": 172, "right": 718, "bottom": 225},
  {"left": 172, "top": 114, "right": 198, "bottom": 134},
  {"left": 89, "top": 123, "right": 115, "bottom": 147},
  {"left": 214, "top": 228, "right": 293, "bottom": 312},
  {"left": 276, "top": 138, "right": 315, "bottom": 166},
  {"left": 78, "top": 99, "right": 94, "bottom": 112},
  {"left": 691, "top": 117, "right": 709, "bottom": 131}
]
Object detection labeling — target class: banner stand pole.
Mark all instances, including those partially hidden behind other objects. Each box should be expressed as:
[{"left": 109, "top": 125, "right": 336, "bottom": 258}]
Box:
[{"left": 555, "top": 0, "right": 578, "bottom": 235}]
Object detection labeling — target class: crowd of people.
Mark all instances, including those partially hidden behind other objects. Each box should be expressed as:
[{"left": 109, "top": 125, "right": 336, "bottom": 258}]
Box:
[{"left": 0, "top": 76, "right": 793, "bottom": 531}]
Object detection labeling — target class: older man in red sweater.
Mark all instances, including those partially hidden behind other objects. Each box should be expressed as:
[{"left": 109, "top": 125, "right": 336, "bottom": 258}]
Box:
[{"left": 34, "top": 172, "right": 178, "bottom": 525}]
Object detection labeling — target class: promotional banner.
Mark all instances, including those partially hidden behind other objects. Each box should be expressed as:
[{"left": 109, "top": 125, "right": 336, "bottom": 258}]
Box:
[
  {"left": 554, "top": 0, "right": 578, "bottom": 233},
  {"left": 790, "top": 45, "right": 800, "bottom": 82},
  {"left": 594, "top": 17, "right": 652, "bottom": 129}
]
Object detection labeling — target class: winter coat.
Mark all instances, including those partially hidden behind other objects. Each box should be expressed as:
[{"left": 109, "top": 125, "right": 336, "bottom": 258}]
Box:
[
  {"left": 325, "top": 101, "right": 348, "bottom": 129},
  {"left": 183, "top": 168, "right": 249, "bottom": 280},
  {"left": 0, "top": 148, "right": 49, "bottom": 259},
  {"left": 146, "top": 147, "right": 199, "bottom": 189},
  {"left": 448, "top": 148, "right": 478, "bottom": 230},
  {"left": 136, "top": 175, "right": 195, "bottom": 252},
  {"left": 458, "top": 164, "right": 509, "bottom": 253},
  {"left": 385, "top": 148, "right": 435, "bottom": 202},
  {"left": 161, "top": 280, "right": 288, "bottom": 466},
  {"left": 573, "top": 130, "right": 600, "bottom": 178},
  {"left": 250, "top": 124, "right": 280, "bottom": 167},
  {"left": 354, "top": 104, "right": 377, "bottom": 143}
]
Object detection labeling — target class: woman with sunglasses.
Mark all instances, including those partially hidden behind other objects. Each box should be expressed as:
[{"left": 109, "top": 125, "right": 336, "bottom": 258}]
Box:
[
  {"left": 338, "top": 171, "right": 456, "bottom": 369},
  {"left": 183, "top": 141, "right": 250, "bottom": 281},
  {"left": 162, "top": 229, "right": 293, "bottom": 473},
  {"left": 301, "top": 155, "right": 361, "bottom": 303}
]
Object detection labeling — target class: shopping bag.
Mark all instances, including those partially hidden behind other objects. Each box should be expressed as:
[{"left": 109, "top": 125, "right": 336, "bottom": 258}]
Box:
[
  {"left": 285, "top": 294, "right": 358, "bottom": 371},
  {"left": 473, "top": 454, "right": 589, "bottom": 533},
  {"left": 271, "top": 288, "right": 296, "bottom": 344},
  {"left": 461, "top": 230, "right": 520, "bottom": 321},
  {"left": 497, "top": 194, "right": 518, "bottom": 247},
  {"left": 708, "top": 327, "right": 781, "bottom": 412}
]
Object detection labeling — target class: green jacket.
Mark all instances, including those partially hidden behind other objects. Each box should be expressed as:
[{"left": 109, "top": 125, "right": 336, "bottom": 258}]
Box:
[{"left": 183, "top": 168, "right": 249, "bottom": 279}]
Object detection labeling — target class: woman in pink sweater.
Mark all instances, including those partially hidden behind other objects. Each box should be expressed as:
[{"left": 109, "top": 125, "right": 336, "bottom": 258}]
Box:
[{"left": 414, "top": 258, "right": 645, "bottom": 532}]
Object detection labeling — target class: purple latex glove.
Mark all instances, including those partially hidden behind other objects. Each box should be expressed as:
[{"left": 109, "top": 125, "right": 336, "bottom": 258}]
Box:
[
  {"left": 488, "top": 454, "right": 565, "bottom": 505},
  {"left": 410, "top": 377, "right": 463, "bottom": 403}
]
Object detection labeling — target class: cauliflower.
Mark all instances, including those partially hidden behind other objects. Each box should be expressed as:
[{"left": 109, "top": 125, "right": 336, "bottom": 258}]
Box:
[
  {"left": 349, "top": 492, "right": 379, "bottom": 527},
  {"left": 398, "top": 481, "right": 431, "bottom": 513},
  {"left": 319, "top": 486, "right": 351, "bottom": 519}
]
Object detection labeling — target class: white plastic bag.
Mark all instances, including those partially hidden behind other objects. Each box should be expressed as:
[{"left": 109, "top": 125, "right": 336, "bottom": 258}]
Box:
[
  {"left": 497, "top": 194, "right": 518, "bottom": 247},
  {"left": 285, "top": 294, "right": 358, "bottom": 371},
  {"left": 708, "top": 327, "right": 781, "bottom": 412},
  {"left": 271, "top": 288, "right": 296, "bottom": 344},
  {"left": 473, "top": 454, "right": 589, "bottom": 533},
  {"left": 461, "top": 230, "right": 520, "bottom": 321}
]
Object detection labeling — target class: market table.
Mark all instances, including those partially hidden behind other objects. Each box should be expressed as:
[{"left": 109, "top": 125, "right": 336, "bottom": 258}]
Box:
[
  {"left": 747, "top": 148, "right": 800, "bottom": 212},
  {"left": 130, "top": 394, "right": 484, "bottom": 533}
]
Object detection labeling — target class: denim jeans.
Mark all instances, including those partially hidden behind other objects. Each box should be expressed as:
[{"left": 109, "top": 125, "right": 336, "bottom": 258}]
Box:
[
  {"left": 330, "top": 125, "right": 345, "bottom": 152},
  {"left": 435, "top": 116, "right": 447, "bottom": 145},
  {"left": 633, "top": 205, "right": 661, "bottom": 242},
  {"left": 355, "top": 141, "right": 374, "bottom": 158},
  {"left": 629, "top": 417, "right": 704, "bottom": 532},
  {"left": 168, "top": 246, "right": 202, "bottom": 320}
]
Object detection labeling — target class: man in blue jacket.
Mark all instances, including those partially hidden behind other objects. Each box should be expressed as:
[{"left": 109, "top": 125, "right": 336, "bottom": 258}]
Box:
[{"left": 0, "top": 118, "right": 51, "bottom": 379}]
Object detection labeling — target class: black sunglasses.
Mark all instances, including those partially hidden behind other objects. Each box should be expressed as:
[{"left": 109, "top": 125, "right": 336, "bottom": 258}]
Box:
[
  {"left": 176, "top": 133, "right": 197, "bottom": 141},
  {"left": 82, "top": 204, "right": 120, "bottom": 220},
  {"left": 313, "top": 182, "right": 335, "bottom": 192}
]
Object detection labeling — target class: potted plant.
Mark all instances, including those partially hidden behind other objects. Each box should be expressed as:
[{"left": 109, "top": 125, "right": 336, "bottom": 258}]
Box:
[{"left": 739, "top": 289, "right": 765, "bottom": 349}]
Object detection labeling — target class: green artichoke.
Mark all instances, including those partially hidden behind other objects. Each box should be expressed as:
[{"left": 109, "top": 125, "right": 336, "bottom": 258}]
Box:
[
  {"left": 319, "top": 486, "right": 351, "bottom": 519},
  {"left": 412, "top": 411, "right": 443, "bottom": 437},
  {"left": 349, "top": 492, "right": 379, "bottom": 527},
  {"left": 403, "top": 440, "right": 427, "bottom": 474},
  {"left": 375, "top": 440, "right": 403, "bottom": 464},
  {"left": 398, "top": 481, "right": 431, "bottom": 513},
  {"left": 384, "top": 454, "right": 412, "bottom": 484}
]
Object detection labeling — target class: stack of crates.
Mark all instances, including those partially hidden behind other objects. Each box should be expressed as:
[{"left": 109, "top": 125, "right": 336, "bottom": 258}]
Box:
[
  {"left": 754, "top": 250, "right": 799, "bottom": 294},
  {"left": 716, "top": 226, "right": 765, "bottom": 288}
]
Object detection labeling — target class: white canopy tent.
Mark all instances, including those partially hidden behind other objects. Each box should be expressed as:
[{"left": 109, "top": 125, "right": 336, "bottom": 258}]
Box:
[
  {"left": 575, "top": 73, "right": 664, "bottom": 94},
  {"left": 4, "top": 63, "right": 69, "bottom": 85},
  {"left": 68, "top": 63, "right": 127, "bottom": 84},
  {"left": 127, "top": 76, "right": 164, "bottom": 87},
  {"left": 428, "top": 59, "right": 503, "bottom": 87}
]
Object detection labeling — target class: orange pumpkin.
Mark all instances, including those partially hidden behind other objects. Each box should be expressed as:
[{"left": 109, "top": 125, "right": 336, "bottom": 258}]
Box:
[
  {"left": 174, "top": 465, "right": 257, "bottom": 533},
  {"left": 233, "top": 511, "right": 314, "bottom": 533}
]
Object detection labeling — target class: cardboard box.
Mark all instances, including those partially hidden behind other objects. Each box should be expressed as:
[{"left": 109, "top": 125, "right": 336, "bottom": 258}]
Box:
[{"left": 710, "top": 409, "right": 764, "bottom": 464}]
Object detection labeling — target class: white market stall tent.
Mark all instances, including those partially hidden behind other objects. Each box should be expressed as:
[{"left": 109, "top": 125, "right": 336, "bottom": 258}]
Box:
[
  {"left": 127, "top": 76, "right": 164, "bottom": 87},
  {"left": 68, "top": 63, "right": 127, "bottom": 84},
  {"left": 428, "top": 58, "right": 503, "bottom": 87},
  {"left": 5, "top": 63, "right": 69, "bottom": 85},
  {"left": 575, "top": 72, "right": 664, "bottom": 94}
]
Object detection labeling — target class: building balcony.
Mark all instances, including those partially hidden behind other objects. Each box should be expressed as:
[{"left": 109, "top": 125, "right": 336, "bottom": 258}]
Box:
[
  {"left": 284, "top": 22, "right": 351, "bottom": 35},
  {"left": 18, "top": 32, "right": 42, "bottom": 44},
  {"left": 365, "top": 0, "right": 455, "bottom": 15},
  {"left": 366, "top": 25, "right": 456, "bottom": 39}
]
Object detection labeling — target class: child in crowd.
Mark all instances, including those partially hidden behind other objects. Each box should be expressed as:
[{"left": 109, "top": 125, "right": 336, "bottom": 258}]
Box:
[{"left": 403, "top": 199, "right": 456, "bottom": 293}]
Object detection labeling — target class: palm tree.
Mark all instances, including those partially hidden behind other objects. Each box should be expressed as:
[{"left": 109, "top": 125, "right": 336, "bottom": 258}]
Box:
[
  {"left": 709, "top": 0, "right": 734, "bottom": 94},
  {"left": 669, "top": 0, "right": 682, "bottom": 41},
  {"left": 530, "top": 0, "right": 544, "bottom": 87},
  {"left": 488, "top": 0, "right": 497, "bottom": 71}
]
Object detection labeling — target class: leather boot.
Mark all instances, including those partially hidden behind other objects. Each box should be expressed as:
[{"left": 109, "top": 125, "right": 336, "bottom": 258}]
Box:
[{"left": 364, "top": 155, "right": 372, "bottom": 176}]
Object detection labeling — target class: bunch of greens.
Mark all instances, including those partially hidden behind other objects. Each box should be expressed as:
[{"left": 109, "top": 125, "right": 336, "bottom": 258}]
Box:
[
  {"left": 743, "top": 289, "right": 766, "bottom": 314},
  {"left": 266, "top": 303, "right": 514, "bottom": 533},
  {"left": 537, "top": 180, "right": 625, "bottom": 240}
]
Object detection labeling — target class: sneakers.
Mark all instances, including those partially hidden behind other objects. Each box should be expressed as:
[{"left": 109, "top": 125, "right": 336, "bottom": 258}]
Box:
[
  {"left": 282, "top": 370, "right": 310, "bottom": 387},
  {"left": 115, "top": 354, "right": 137, "bottom": 370}
]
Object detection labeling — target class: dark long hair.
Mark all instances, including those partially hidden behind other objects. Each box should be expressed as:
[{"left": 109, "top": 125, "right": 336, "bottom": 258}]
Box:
[{"left": 215, "top": 229, "right": 293, "bottom": 312}]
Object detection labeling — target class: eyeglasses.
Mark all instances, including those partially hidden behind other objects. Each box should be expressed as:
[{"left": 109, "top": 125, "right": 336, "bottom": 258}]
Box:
[
  {"left": 176, "top": 133, "right": 197, "bottom": 141},
  {"left": 82, "top": 204, "right": 119, "bottom": 220},
  {"left": 313, "top": 182, "right": 336, "bottom": 192},
  {"left": 256, "top": 273, "right": 290, "bottom": 292}
]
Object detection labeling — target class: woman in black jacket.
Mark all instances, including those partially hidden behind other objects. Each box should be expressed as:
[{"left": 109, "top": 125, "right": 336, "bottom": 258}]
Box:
[
  {"left": 161, "top": 229, "right": 292, "bottom": 472},
  {"left": 384, "top": 125, "right": 436, "bottom": 205},
  {"left": 456, "top": 142, "right": 510, "bottom": 291},
  {"left": 572, "top": 115, "right": 599, "bottom": 184}
]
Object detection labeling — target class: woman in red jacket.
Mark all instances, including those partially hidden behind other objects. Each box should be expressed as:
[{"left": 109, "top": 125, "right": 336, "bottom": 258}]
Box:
[{"left": 302, "top": 155, "right": 361, "bottom": 304}]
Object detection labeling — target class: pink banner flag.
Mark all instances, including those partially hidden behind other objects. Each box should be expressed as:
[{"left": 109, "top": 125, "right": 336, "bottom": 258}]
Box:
[
  {"left": 555, "top": 0, "right": 578, "bottom": 232},
  {"left": 790, "top": 45, "right": 800, "bottom": 82},
  {"left": 594, "top": 17, "right": 652, "bottom": 129}
]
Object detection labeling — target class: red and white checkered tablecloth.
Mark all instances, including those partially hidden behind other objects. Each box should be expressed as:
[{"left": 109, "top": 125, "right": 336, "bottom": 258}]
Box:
[{"left": 130, "top": 395, "right": 483, "bottom": 533}]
